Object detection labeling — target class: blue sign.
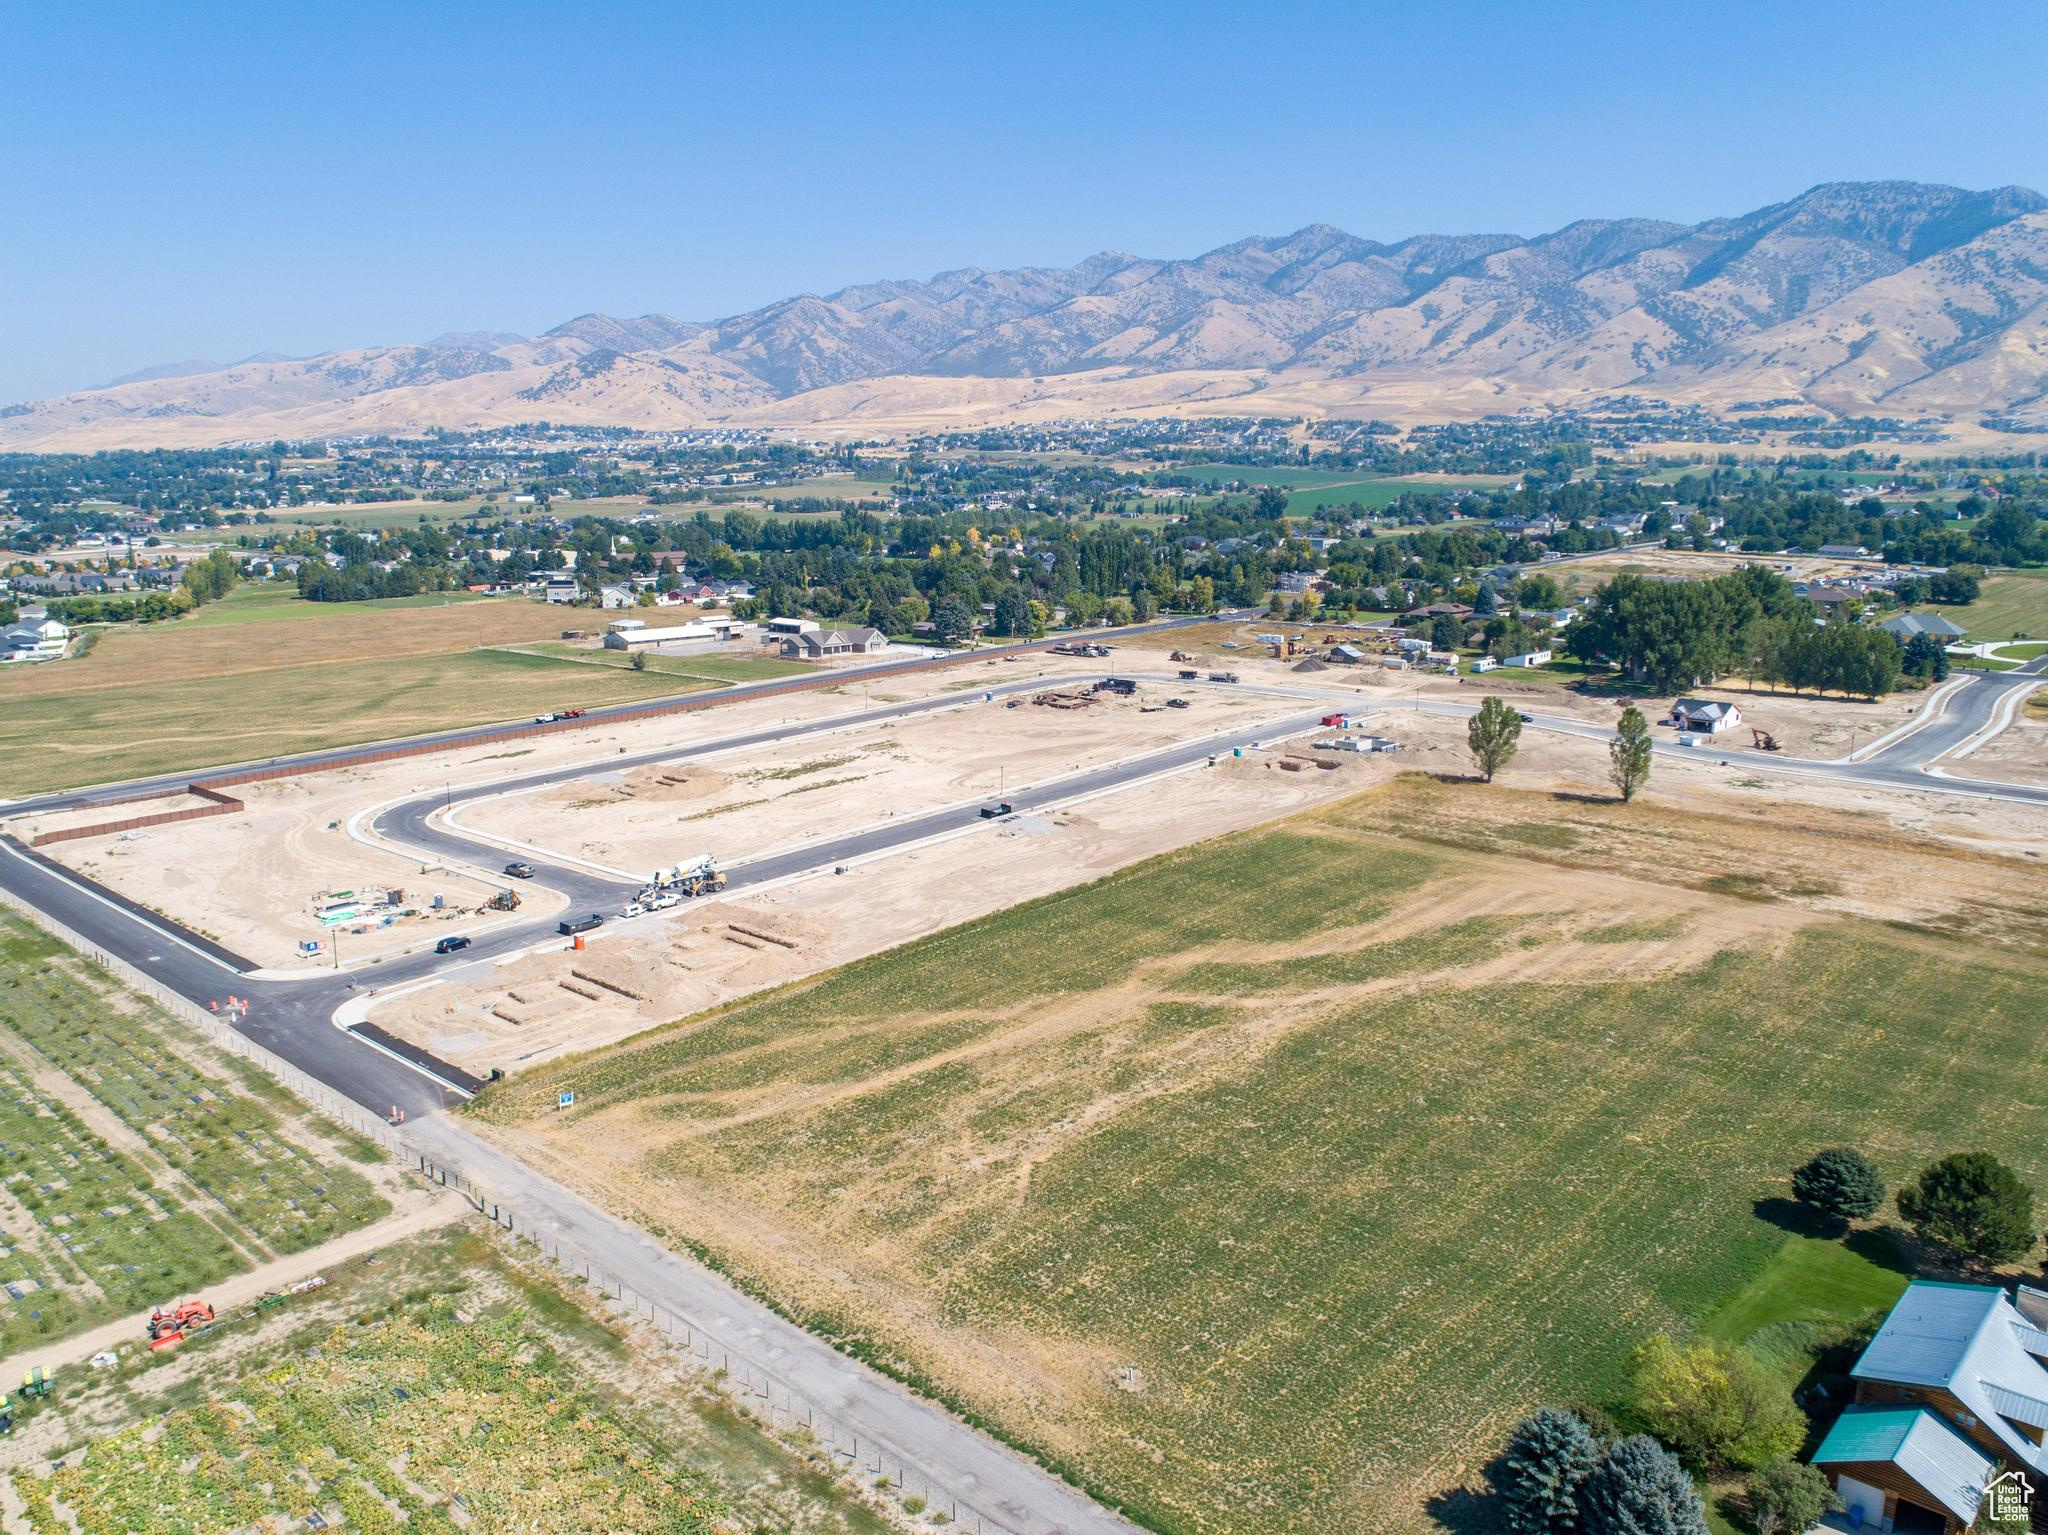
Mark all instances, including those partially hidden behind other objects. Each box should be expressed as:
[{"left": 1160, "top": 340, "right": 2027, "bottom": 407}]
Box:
[{"left": 558, "top": 1090, "right": 575, "bottom": 1109}]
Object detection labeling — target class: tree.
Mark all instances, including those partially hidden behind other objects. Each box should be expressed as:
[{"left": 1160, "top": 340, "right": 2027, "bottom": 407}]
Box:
[
  {"left": 1467, "top": 696, "right": 1523, "bottom": 782},
  {"left": 1495, "top": 1408, "right": 1603, "bottom": 1535},
  {"left": 992, "top": 586, "right": 1032, "bottom": 638},
  {"left": 1609, "top": 706, "right": 1652, "bottom": 803},
  {"left": 1791, "top": 1148, "right": 1885, "bottom": 1226},
  {"left": 930, "top": 596, "right": 974, "bottom": 645},
  {"left": 1577, "top": 1434, "right": 1709, "bottom": 1535},
  {"left": 1631, "top": 1335, "right": 1804, "bottom": 1471},
  {"left": 1897, "top": 1152, "right": 2036, "bottom": 1266},
  {"left": 1746, "top": 1461, "right": 1838, "bottom": 1535},
  {"left": 1431, "top": 614, "right": 1465, "bottom": 652},
  {"left": 1902, "top": 630, "right": 1950, "bottom": 682},
  {"left": 629, "top": 649, "right": 647, "bottom": 672}
]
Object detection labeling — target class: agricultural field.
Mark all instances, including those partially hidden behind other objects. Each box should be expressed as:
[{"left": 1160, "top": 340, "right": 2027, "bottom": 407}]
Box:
[
  {"left": 1157, "top": 463, "right": 1512, "bottom": 518},
  {"left": 0, "top": 913, "right": 388, "bottom": 1355},
  {"left": 0, "top": 1224, "right": 897, "bottom": 1535},
  {"left": 499, "top": 639, "right": 815, "bottom": 685},
  {"left": 476, "top": 775, "right": 2048, "bottom": 1534},
  {"left": 1925, "top": 567, "right": 2048, "bottom": 639},
  {"left": 0, "top": 585, "right": 715, "bottom": 793}
]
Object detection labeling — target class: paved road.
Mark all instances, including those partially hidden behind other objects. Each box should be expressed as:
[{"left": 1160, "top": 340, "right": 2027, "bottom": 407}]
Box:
[
  {"left": 2, "top": 645, "right": 2041, "bottom": 1535},
  {"left": 0, "top": 613, "right": 1228, "bottom": 816}
]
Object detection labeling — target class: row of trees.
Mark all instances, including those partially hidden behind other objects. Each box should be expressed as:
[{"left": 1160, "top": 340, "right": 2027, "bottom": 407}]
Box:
[
  {"left": 41, "top": 547, "right": 241, "bottom": 626},
  {"left": 1565, "top": 567, "right": 1904, "bottom": 697}
]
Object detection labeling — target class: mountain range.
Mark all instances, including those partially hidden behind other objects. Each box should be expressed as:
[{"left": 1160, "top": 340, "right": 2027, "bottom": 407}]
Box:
[{"left": 9, "top": 180, "right": 2048, "bottom": 450}]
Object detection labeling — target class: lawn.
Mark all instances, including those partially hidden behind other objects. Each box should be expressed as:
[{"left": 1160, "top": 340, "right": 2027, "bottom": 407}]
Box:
[
  {"left": 1925, "top": 567, "right": 2048, "bottom": 640},
  {"left": 477, "top": 778, "right": 2048, "bottom": 1534},
  {"left": 176, "top": 582, "right": 512, "bottom": 629},
  {"left": 0, "top": 914, "right": 388, "bottom": 1354}
]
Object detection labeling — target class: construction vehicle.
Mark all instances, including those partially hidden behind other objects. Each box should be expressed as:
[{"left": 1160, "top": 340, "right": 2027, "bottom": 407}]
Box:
[
  {"left": 1208, "top": 671, "right": 1240, "bottom": 684},
  {"left": 1750, "top": 728, "right": 1782, "bottom": 752},
  {"left": 643, "top": 855, "right": 726, "bottom": 902},
  {"left": 17, "top": 1367, "right": 51, "bottom": 1400},
  {"left": 486, "top": 887, "right": 520, "bottom": 912},
  {"left": 147, "top": 1300, "right": 215, "bottom": 1351},
  {"left": 1094, "top": 677, "right": 1137, "bottom": 696},
  {"left": 1166, "top": 697, "right": 1190, "bottom": 709},
  {"left": 1170, "top": 650, "right": 1194, "bottom": 663},
  {"left": 1178, "top": 668, "right": 1199, "bottom": 680}
]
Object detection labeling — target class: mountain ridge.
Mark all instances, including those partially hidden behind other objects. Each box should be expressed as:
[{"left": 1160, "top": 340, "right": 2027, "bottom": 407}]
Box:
[{"left": 14, "top": 180, "right": 2048, "bottom": 450}]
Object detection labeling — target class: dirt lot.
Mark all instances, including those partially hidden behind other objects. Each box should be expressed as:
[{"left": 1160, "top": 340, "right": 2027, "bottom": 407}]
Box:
[
  {"left": 375, "top": 738, "right": 1389, "bottom": 1077},
  {"left": 5, "top": 659, "right": 1102, "bottom": 968},
  {"left": 452, "top": 682, "right": 1300, "bottom": 873},
  {"left": 371, "top": 691, "right": 2048, "bottom": 1080}
]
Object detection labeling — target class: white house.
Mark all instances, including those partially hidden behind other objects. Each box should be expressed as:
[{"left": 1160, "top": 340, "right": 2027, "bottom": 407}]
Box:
[
  {"left": 785, "top": 626, "right": 887, "bottom": 659},
  {"left": 1503, "top": 650, "right": 1553, "bottom": 668},
  {"left": 2, "top": 609, "right": 69, "bottom": 661},
  {"left": 1472, "top": 655, "right": 1499, "bottom": 673},
  {"left": 598, "top": 584, "right": 636, "bottom": 609},
  {"left": 1669, "top": 698, "right": 1741, "bottom": 734},
  {"left": 542, "top": 576, "right": 578, "bottom": 605}
]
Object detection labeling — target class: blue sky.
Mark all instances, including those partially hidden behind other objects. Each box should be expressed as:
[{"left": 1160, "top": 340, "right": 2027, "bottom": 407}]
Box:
[{"left": 2, "top": 0, "right": 2042, "bottom": 400}]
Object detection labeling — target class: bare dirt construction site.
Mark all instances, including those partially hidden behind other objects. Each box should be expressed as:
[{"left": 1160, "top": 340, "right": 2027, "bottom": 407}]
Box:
[
  {"left": 1942, "top": 685, "right": 2048, "bottom": 788},
  {"left": 454, "top": 681, "right": 1291, "bottom": 874},
  {"left": 467, "top": 758, "right": 2048, "bottom": 1534}
]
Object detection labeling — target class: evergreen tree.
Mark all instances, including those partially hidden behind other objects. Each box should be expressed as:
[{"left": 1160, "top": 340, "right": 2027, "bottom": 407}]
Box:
[
  {"left": 1791, "top": 1148, "right": 1885, "bottom": 1225},
  {"left": 1496, "top": 1408, "right": 1602, "bottom": 1534},
  {"left": 1897, "top": 1152, "right": 2036, "bottom": 1266},
  {"left": 1577, "top": 1435, "right": 1709, "bottom": 1535}
]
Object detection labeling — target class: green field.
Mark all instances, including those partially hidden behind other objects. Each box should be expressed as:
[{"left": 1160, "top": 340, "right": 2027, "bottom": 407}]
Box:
[
  {"left": 0, "top": 914, "right": 387, "bottom": 1355},
  {"left": 482, "top": 779, "right": 2048, "bottom": 1533},
  {"left": 1926, "top": 567, "right": 2048, "bottom": 639},
  {"left": 0, "top": 648, "right": 708, "bottom": 795},
  {"left": 1, "top": 1223, "right": 894, "bottom": 1535}
]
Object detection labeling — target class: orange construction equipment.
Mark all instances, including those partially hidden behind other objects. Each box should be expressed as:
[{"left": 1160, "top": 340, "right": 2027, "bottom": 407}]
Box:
[
  {"left": 147, "top": 1299, "right": 215, "bottom": 1351},
  {"left": 1750, "top": 728, "right": 1782, "bottom": 752}
]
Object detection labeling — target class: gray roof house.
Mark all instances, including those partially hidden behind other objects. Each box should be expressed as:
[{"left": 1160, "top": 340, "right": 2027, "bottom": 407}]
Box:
[
  {"left": 1880, "top": 612, "right": 1968, "bottom": 642},
  {"left": 784, "top": 626, "right": 886, "bottom": 659},
  {"left": 1810, "top": 1280, "right": 2048, "bottom": 1533}
]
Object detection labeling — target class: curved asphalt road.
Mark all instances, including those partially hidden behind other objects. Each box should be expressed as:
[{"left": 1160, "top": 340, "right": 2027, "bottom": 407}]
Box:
[{"left": 0, "top": 643, "right": 2041, "bottom": 1535}]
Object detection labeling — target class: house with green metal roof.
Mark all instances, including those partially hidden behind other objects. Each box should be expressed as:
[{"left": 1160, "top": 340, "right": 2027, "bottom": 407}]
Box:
[{"left": 1809, "top": 1279, "right": 2048, "bottom": 1533}]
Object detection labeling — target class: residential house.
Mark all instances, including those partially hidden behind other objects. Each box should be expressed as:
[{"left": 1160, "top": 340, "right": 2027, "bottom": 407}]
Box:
[
  {"left": 1819, "top": 543, "right": 1874, "bottom": 559},
  {"left": 1668, "top": 699, "right": 1741, "bottom": 734},
  {"left": 784, "top": 626, "right": 886, "bottom": 659},
  {"left": 1880, "top": 612, "right": 1967, "bottom": 643},
  {"left": 1811, "top": 1280, "right": 2048, "bottom": 1533},
  {"left": 2, "top": 607, "right": 69, "bottom": 661},
  {"left": 542, "top": 575, "right": 579, "bottom": 605},
  {"left": 598, "top": 584, "right": 635, "bottom": 609}
]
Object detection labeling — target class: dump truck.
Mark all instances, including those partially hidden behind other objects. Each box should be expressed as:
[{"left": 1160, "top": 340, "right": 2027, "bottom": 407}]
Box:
[
  {"left": 1178, "top": 668, "right": 1199, "bottom": 680},
  {"left": 1208, "top": 671, "right": 1240, "bottom": 684}
]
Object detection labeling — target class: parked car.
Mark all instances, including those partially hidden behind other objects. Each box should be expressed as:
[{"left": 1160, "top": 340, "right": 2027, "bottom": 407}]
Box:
[
  {"left": 620, "top": 902, "right": 646, "bottom": 919},
  {"left": 503, "top": 861, "right": 536, "bottom": 879},
  {"left": 434, "top": 935, "right": 472, "bottom": 955},
  {"left": 1517, "top": 711, "right": 1535, "bottom": 723},
  {"left": 557, "top": 913, "right": 604, "bottom": 936}
]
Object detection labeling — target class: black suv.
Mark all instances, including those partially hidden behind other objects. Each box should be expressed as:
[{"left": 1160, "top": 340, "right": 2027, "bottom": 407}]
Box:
[{"left": 434, "top": 935, "right": 472, "bottom": 955}]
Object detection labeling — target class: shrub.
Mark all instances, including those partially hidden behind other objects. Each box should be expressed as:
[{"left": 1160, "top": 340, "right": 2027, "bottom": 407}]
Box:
[
  {"left": 1576, "top": 1434, "right": 1709, "bottom": 1535},
  {"left": 1631, "top": 1335, "right": 1805, "bottom": 1471},
  {"left": 1897, "top": 1152, "right": 2036, "bottom": 1266},
  {"left": 1495, "top": 1407, "right": 1603, "bottom": 1534},
  {"left": 1791, "top": 1148, "right": 1885, "bottom": 1224},
  {"left": 1747, "top": 1460, "right": 1838, "bottom": 1534}
]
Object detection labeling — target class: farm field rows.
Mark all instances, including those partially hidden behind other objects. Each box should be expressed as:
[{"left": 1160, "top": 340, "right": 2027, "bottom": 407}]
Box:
[
  {"left": 0, "top": 914, "right": 388, "bottom": 1354},
  {"left": 0, "top": 1225, "right": 896, "bottom": 1535},
  {"left": 476, "top": 775, "right": 2048, "bottom": 1533}
]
